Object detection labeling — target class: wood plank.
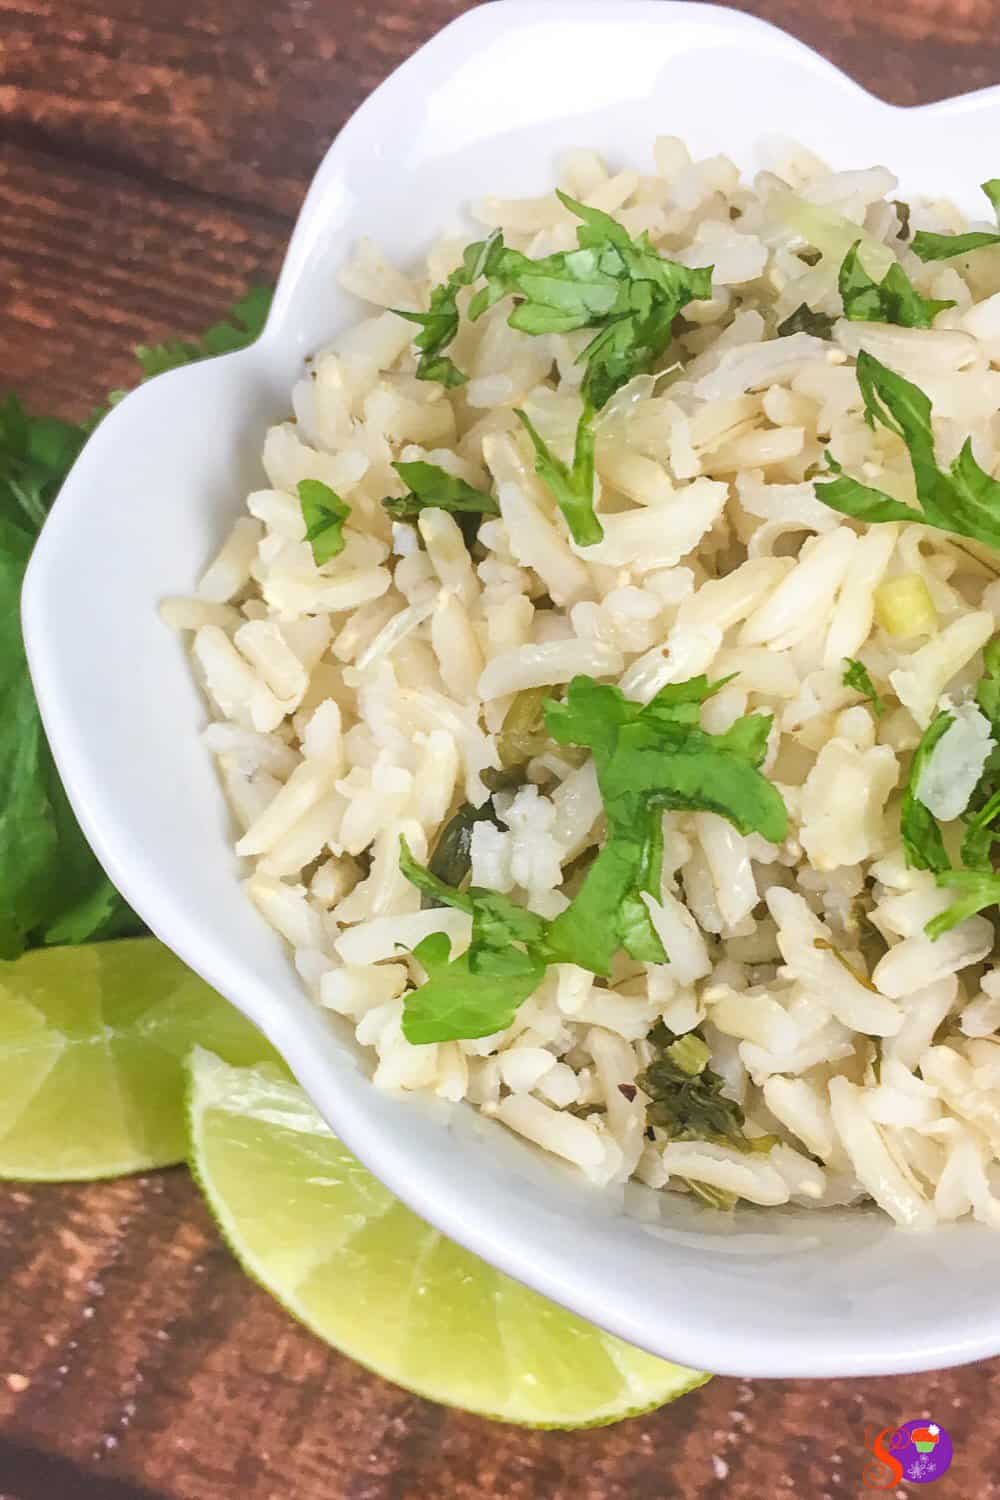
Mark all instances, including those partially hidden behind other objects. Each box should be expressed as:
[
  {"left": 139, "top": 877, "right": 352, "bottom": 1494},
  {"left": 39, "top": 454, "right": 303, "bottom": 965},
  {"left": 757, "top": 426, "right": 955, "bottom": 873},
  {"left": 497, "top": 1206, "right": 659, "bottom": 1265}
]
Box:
[
  {"left": 0, "top": 144, "right": 284, "bottom": 419},
  {"left": 1, "top": 1170, "right": 999, "bottom": 1498},
  {"left": 2, "top": 0, "right": 1000, "bottom": 232}
]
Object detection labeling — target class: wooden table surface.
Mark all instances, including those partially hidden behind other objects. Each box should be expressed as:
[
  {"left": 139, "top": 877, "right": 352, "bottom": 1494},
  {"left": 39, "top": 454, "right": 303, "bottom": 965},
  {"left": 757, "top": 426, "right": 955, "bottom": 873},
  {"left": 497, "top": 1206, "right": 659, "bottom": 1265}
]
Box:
[{"left": 4, "top": 1, "right": 1000, "bottom": 1495}]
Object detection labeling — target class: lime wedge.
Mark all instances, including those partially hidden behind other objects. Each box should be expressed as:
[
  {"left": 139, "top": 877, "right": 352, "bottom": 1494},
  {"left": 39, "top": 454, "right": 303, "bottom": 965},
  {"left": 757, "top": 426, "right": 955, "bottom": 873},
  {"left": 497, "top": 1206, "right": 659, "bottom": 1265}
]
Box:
[
  {"left": 0, "top": 939, "right": 277, "bottom": 1180},
  {"left": 188, "top": 1049, "right": 709, "bottom": 1426}
]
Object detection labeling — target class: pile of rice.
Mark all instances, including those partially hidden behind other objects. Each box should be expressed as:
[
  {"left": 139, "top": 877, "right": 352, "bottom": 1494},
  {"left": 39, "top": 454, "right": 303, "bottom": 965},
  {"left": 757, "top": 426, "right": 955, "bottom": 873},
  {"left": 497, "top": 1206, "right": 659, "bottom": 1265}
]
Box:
[{"left": 164, "top": 137, "right": 1000, "bottom": 1231}]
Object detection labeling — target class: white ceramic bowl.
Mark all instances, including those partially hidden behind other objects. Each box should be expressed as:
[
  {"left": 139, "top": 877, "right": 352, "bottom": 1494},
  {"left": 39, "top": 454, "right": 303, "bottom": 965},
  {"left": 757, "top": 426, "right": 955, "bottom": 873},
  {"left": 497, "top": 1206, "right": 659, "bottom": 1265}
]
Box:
[{"left": 23, "top": 0, "right": 1000, "bottom": 1378}]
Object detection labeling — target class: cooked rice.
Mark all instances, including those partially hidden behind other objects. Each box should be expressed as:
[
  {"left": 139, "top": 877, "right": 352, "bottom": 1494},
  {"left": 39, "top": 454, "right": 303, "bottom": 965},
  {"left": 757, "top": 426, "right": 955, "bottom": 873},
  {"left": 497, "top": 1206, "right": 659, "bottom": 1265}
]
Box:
[{"left": 169, "top": 137, "right": 1000, "bottom": 1229}]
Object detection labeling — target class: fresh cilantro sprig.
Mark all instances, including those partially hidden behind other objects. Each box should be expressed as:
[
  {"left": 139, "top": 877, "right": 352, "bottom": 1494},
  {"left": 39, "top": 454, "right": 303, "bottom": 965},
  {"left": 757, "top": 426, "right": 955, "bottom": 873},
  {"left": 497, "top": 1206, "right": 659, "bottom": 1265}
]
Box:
[
  {"left": 515, "top": 403, "right": 600, "bottom": 546},
  {"left": 842, "top": 658, "right": 886, "bottom": 718},
  {"left": 912, "top": 180, "right": 1000, "bottom": 262},
  {"left": 1, "top": 288, "right": 272, "bottom": 958},
  {"left": 838, "top": 242, "right": 954, "bottom": 329},
  {"left": 299, "top": 479, "right": 350, "bottom": 565},
  {"left": 556, "top": 193, "right": 713, "bottom": 411},
  {"left": 393, "top": 197, "right": 712, "bottom": 546},
  {"left": 395, "top": 675, "right": 787, "bottom": 1038},
  {"left": 1, "top": 444, "right": 143, "bottom": 956},
  {"left": 814, "top": 351, "right": 1000, "bottom": 549},
  {"left": 0, "top": 397, "right": 88, "bottom": 536},
  {"left": 467, "top": 192, "right": 712, "bottom": 411},
  {"left": 382, "top": 461, "right": 499, "bottom": 524}
]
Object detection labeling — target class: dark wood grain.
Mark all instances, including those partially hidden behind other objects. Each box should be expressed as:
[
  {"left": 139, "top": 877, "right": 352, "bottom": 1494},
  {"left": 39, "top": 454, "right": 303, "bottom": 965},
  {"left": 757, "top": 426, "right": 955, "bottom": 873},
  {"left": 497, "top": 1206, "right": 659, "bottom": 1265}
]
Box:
[
  {"left": 3, "top": 1, "right": 1000, "bottom": 1496},
  {"left": 2, "top": 1173, "right": 999, "bottom": 1500}
]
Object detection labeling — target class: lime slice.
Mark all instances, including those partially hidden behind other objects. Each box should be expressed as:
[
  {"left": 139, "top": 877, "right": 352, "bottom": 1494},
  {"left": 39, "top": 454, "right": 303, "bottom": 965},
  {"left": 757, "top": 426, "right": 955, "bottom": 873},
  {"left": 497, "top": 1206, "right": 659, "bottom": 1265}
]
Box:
[
  {"left": 0, "top": 939, "right": 277, "bottom": 1180},
  {"left": 188, "top": 1049, "right": 709, "bottom": 1426}
]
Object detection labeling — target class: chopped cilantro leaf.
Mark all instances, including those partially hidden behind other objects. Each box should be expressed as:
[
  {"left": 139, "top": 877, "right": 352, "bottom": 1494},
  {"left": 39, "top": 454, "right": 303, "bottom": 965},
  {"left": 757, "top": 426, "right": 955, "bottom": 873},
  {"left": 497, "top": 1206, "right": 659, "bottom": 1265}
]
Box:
[
  {"left": 960, "top": 786, "right": 1000, "bottom": 871},
  {"left": 393, "top": 231, "right": 503, "bottom": 387},
  {"left": 382, "top": 461, "right": 499, "bottom": 527},
  {"left": 515, "top": 403, "right": 601, "bottom": 546},
  {"left": 298, "top": 479, "right": 350, "bottom": 565},
  {"left": 637, "top": 1025, "right": 747, "bottom": 1147},
  {"left": 398, "top": 838, "right": 548, "bottom": 1040},
  {"left": 469, "top": 192, "right": 712, "bottom": 410},
  {"left": 901, "top": 710, "right": 955, "bottom": 874},
  {"left": 892, "top": 200, "right": 912, "bottom": 242},
  {"left": 838, "top": 242, "right": 954, "bottom": 328},
  {"left": 912, "top": 180, "right": 1000, "bottom": 262},
  {"left": 401, "top": 931, "right": 544, "bottom": 1044},
  {"left": 814, "top": 351, "right": 1000, "bottom": 549},
  {"left": 842, "top": 658, "right": 885, "bottom": 717},
  {"left": 544, "top": 676, "right": 787, "bottom": 976},
  {"left": 956, "top": 638, "right": 1000, "bottom": 870},
  {"left": 926, "top": 870, "right": 1000, "bottom": 939},
  {"left": 776, "top": 304, "right": 835, "bottom": 339}
]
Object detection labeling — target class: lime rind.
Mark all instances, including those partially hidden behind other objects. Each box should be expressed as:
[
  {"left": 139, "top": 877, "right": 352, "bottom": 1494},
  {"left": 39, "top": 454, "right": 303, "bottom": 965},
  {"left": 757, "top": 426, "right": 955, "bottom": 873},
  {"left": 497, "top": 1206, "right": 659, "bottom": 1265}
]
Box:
[{"left": 186, "top": 1048, "right": 710, "bottom": 1427}]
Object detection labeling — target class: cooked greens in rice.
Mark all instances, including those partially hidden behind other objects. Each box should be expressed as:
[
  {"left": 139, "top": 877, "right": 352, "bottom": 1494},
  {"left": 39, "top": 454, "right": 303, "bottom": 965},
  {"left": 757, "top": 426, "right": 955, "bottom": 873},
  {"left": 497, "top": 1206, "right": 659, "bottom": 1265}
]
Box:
[{"left": 167, "top": 137, "right": 1000, "bottom": 1231}]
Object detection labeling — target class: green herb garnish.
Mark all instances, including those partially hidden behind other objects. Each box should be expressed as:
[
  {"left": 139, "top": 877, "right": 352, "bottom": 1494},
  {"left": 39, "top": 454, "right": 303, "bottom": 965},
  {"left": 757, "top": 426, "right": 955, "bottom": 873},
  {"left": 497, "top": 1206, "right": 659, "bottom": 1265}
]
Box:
[
  {"left": 397, "top": 674, "right": 786, "bottom": 1034},
  {"left": 814, "top": 351, "right": 1000, "bottom": 549},
  {"left": 775, "top": 304, "right": 835, "bottom": 339},
  {"left": 912, "top": 180, "right": 1000, "bottom": 262},
  {"left": 0, "top": 427, "right": 141, "bottom": 957},
  {"left": 901, "top": 710, "right": 955, "bottom": 874},
  {"left": 543, "top": 676, "right": 787, "bottom": 976},
  {"left": 382, "top": 461, "right": 499, "bottom": 524},
  {"left": 1, "top": 397, "right": 87, "bottom": 534},
  {"left": 470, "top": 192, "right": 712, "bottom": 411},
  {"left": 0, "top": 289, "right": 275, "bottom": 959},
  {"left": 977, "top": 635, "right": 1000, "bottom": 725},
  {"left": 398, "top": 837, "right": 547, "bottom": 1043},
  {"left": 392, "top": 232, "right": 503, "bottom": 388},
  {"left": 957, "top": 637, "right": 1000, "bottom": 870},
  {"left": 637, "top": 1025, "right": 747, "bottom": 1148},
  {"left": 298, "top": 479, "right": 350, "bottom": 565},
  {"left": 396, "top": 196, "right": 712, "bottom": 416},
  {"left": 926, "top": 870, "right": 1000, "bottom": 938},
  {"left": 904, "top": 640, "right": 1000, "bottom": 936},
  {"left": 842, "top": 658, "right": 886, "bottom": 718},
  {"left": 515, "top": 403, "right": 600, "bottom": 546},
  {"left": 838, "top": 242, "right": 954, "bottom": 328},
  {"left": 402, "top": 931, "right": 544, "bottom": 1045}
]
